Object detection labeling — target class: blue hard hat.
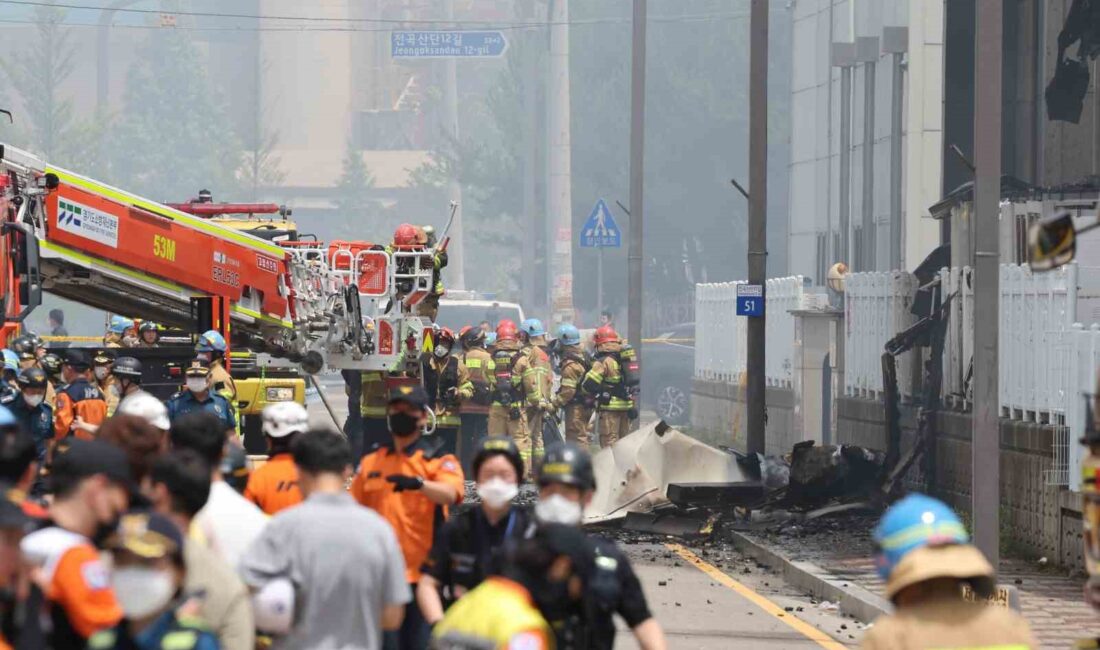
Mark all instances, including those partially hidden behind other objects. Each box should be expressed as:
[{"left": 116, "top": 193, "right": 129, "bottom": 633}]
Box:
[
  {"left": 520, "top": 318, "right": 546, "bottom": 338},
  {"left": 872, "top": 494, "right": 969, "bottom": 581},
  {"left": 485, "top": 332, "right": 498, "bottom": 346},
  {"left": 109, "top": 315, "right": 134, "bottom": 334},
  {"left": 1, "top": 350, "right": 17, "bottom": 372},
  {"left": 556, "top": 324, "right": 581, "bottom": 346},
  {"left": 0, "top": 405, "right": 13, "bottom": 428},
  {"left": 196, "top": 330, "right": 227, "bottom": 353}
]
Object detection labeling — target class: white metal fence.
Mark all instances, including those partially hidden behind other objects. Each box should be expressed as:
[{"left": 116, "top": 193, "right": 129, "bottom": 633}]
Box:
[
  {"left": 843, "top": 271, "right": 920, "bottom": 399},
  {"left": 694, "top": 276, "right": 806, "bottom": 387}
]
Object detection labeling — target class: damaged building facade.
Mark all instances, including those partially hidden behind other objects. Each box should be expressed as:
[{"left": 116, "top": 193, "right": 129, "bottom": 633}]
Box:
[{"left": 694, "top": 0, "right": 1100, "bottom": 570}]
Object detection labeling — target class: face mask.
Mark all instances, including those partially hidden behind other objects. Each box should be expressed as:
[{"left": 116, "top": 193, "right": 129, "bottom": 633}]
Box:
[
  {"left": 112, "top": 567, "right": 175, "bottom": 619},
  {"left": 196, "top": 352, "right": 212, "bottom": 363},
  {"left": 535, "top": 494, "right": 583, "bottom": 526},
  {"left": 23, "top": 394, "right": 43, "bottom": 408},
  {"left": 94, "top": 367, "right": 110, "bottom": 381},
  {"left": 387, "top": 412, "right": 420, "bottom": 437},
  {"left": 433, "top": 345, "right": 450, "bottom": 358},
  {"left": 477, "top": 478, "right": 519, "bottom": 509},
  {"left": 186, "top": 378, "right": 208, "bottom": 393}
]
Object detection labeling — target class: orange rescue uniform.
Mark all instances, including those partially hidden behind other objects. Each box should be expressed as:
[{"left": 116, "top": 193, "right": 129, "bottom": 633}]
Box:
[
  {"left": 53, "top": 379, "right": 108, "bottom": 440},
  {"left": 351, "top": 436, "right": 464, "bottom": 583},
  {"left": 243, "top": 453, "right": 303, "bottom": 515}
]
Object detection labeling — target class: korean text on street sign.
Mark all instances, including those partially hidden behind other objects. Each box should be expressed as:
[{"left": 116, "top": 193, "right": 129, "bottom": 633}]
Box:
[
  {"left": 736, "top": 284, "right": 764, "bottom": 317},
  {"left": 579, "top": 199, "right": 622, "bottom": 248},
  {"left": 391, "top": 31, "right": 508, "bottom": 58}
]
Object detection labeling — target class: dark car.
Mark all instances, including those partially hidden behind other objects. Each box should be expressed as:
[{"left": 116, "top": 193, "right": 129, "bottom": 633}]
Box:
[{"left": 641, "top": 322, "right": 694, "bottom": 424}]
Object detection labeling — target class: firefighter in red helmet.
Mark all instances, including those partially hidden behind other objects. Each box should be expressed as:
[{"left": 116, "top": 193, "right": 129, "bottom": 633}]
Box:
[
  {"left": 487, "top": 320, "right": 530, "bottom": 466},
  {"left": 582, "top": 325, "right": 637, "bottom": 448}
]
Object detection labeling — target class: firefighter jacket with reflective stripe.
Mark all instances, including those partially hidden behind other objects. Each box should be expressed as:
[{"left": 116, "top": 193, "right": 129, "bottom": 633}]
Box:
[
  {"left": 554, "top": 346, "right": 589, "bottom": 409},
  {"left": 582, "top": 342, "right": 632, "bottom": 412},
  {"left": 424, "top": 355, "right": 473, "bottom": 427},
  {"left": 491, "top": 341, "right": 524, "bottom": 408},
  {"left": 360, "top": 371, "right": 389, "bottom": 419},
  {"left": 513, "top": 342, "right": 552, "bottom": 408},
  {"left": 460, "top": 348, "right": 496, "bottom": 414}
]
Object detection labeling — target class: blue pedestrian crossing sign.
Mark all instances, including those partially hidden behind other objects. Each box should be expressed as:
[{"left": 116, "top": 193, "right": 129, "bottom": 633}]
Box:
[{"left": 580, "top": 199, "right": 621, "bottom": 248}]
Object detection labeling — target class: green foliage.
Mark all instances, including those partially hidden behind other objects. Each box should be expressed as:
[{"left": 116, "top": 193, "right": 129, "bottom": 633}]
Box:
[{"left": 108, "top": 29, "right": 242, "bottom": 200}]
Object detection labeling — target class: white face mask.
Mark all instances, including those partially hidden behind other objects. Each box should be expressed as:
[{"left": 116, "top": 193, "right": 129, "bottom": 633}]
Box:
[
  {"left": 477, "top": 478, "right": 519, "bottom": 510},
  {"left": 23, "top": 394, "right": 44, "bottom": 408},
  {"left": 112, "top": 567, "right": 175, "bottom": 619},
  {"left": 94, "top": 367, "right": 110, "bottom": 381},
  {"left": 434, "top": 345, "right": 450, "bottom": 358},
  {"left": 186, "top": 378, "right": 208, "bottom": 393},
  {"left": 534, "top": 494, "right": 583, "bottom": 526}
]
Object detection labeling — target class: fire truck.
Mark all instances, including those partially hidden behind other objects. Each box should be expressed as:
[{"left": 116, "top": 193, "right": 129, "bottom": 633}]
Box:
[{"left": 0, "top": 143, "right": 438, "bottom": 382}]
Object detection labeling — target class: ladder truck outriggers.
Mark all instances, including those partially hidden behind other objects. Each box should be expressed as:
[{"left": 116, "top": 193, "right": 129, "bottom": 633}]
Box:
[{"left": 0, "top": 143, "right": 439, "bottom": 376}]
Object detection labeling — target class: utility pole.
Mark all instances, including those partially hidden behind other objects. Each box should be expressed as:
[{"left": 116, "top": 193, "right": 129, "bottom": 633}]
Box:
[
  {"left": 627, "top": 0, "right": 646, "bottom": 352},
  {"left": 972, "top": 0, "right": 1002, "bottom": 569},
  {"left": 746, "top": 0, "right": 768, "bottom": 456},
  {"left": 442, "top": 0, "right": 465, "bottom": 289},
  {"left": 521, "top": 0, "right": 538, "bottom": 308},
  {"left": 548, "top": 0, "right": 574, "bottom": 323},
  {"left": 831, "top": 42, "right": 855, "bottom": 268}
]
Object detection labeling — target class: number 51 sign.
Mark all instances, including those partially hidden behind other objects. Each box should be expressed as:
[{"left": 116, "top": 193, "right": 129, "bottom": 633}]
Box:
[{"left": 736, "top": 284, "right": 764, "bottom": 317}]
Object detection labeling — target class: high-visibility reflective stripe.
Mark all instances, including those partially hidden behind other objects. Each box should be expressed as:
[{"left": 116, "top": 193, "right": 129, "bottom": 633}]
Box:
[
  {"left": 466, "top": 359, "right": 483, "bottom": 368},
  {"left": 48, "top": 167, "right": 286, "bottom": 256}
]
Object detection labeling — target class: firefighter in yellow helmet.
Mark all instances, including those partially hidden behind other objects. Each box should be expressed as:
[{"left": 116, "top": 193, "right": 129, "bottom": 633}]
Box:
[
  {"left": 861, "top": 494, "right": 1035, "bottom": 649},
  {"left": 581, "top": 325, "right": 635, "bottom": 448}
]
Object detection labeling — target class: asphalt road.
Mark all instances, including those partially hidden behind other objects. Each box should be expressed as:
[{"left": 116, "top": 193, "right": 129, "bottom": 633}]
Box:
[{"left": 310, "top": 375, "right": 863, "bottom": 649}]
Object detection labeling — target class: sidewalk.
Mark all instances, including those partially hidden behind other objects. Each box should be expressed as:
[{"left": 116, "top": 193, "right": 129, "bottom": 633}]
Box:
[{"left": 724, "top": 515, "right": 1098, "bottom": 649}]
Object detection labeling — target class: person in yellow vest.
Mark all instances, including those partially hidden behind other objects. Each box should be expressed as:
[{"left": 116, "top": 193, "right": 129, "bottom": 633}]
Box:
[
  {"left": 487, "top": 320, "right": 530, "bottom": 464},
  {"left": 360, "top": 370, "right": 391, "bottom": 456},
  {"left": 552, "top": 324, "right": 593, "bottom": 446},
  {"left": 431, "top": 523, "right": 590, "bottom": 650},
  {"left": 861, "top": 494, "right": 1036, "bottom": 650},
  {"left": 196, "top": 330, "right": 238, "bottom": 437},
  {"left": 514, "top": 319, "right": 554, "bottom": 460},
  {"left": 581, "top": 325, "right": 633, "bottom": 448},
  {"left": 92, "top": 350, "right": 121, "bottom": 417},
  {"left": 458, "top": 326, "right": 495, "bottom": 473},
  {"left": 423, "top": 327, "right": 474, "bottom": 460}
]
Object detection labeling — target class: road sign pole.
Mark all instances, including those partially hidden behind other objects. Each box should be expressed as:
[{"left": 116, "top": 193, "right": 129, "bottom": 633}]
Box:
[
  {"left": 597, "top": 245, "right": 604, "bottom": 315},
  {"left": 746, "top": 0, "right": 768, "bottom": 456}
]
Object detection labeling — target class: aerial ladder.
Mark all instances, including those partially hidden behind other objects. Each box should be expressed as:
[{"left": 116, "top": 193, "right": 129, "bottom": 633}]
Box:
[{"left": 0, "top": 143, "right": 437, "bottom": 374}]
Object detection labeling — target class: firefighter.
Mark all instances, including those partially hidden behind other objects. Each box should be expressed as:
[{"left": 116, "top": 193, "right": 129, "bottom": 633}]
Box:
[
  {"left": 533, "top": 443, "right": 666, "bottom": 650},
  {"left": 515, "top": 318, "right": 554, "bottom": 459},
  {"left": 388, "top": 223, "right": 424, "bottom": 307},
  {"left": 417, "top": 224, "right": 447, "bottom": 323},
  {"left": 165, "top": 359, "right": 236, "bottom": 435},
  {"left": 360, "top": 370, "right": 391, "bottom": 456},
  {"left": 553, "top": 324, "right": 593, "bottom": 446},
  {"left": 54, "top": 349, "right": 108, "bottom": 440},
  {"left": 861, "top": 494, "right": 1036, "bottom": 649},
  {"left": 103, "top": 316, "right": 131, "bottom": 348},
  {"left": 423, "top": 327, "right": 474, "bottom": 459},
  {"left": 11, "top": 367, "right": 53, "bottom": 466},
  {"left": 458, "top": 326, "right": 495, "bottom": 473},
  {"left": 582, "top": 325, "right": 635, "bottom": 448},
  {"left": 41, "top": 352, "right": 63, "bottom": 386},
  {"left": 488, "top": 320, "right": 530, "bottom": 464},
  {"left": 418, "top": 436, "right": 530, "bottom": 624},
  {"left": 93, "top": 350, "right": 121, "bottom": 416},
  {"left": 244, "top": 401, "right": 308, "bottom": 515},
  {"left": 196, "top": 330, "right": 239, "bottom": 435},
  {"left": 137, "top": 321, "right": 159, "bottom": 347}
]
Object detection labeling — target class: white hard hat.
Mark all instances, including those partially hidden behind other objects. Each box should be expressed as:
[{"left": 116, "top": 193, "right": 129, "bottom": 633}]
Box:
[
  {"left": 261, "top": 401, "right": 309, "bottom": 439},
  {"left": 116, "top": 391, "right": 170, "bottom": 430},
  {"left": 252, "top": 577, "right": 295, "bottom": 634}
]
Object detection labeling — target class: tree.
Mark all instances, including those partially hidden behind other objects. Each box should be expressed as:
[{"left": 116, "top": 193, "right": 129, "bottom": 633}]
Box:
[
  {"left": 239, "top": 59, "right": 285, "bottom": 200},
  {"left": 108, "top": 29, "right": 242, "bottom": 200}
]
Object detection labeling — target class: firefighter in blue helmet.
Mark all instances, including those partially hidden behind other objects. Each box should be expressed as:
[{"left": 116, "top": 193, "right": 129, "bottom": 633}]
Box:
[
  {"left": 166, "top": 359, "right": 236, "bottom": 435},
  {"left": 861, "top": 494, "right": 1035, "bottom": 649}
]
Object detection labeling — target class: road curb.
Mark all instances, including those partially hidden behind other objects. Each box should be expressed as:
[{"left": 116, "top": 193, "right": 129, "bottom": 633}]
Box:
[{"left": 725, "top": 530, "right": 893, "bottom": 624}]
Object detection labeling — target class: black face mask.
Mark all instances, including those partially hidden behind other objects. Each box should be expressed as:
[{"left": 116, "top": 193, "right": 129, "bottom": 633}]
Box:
[{"left": 388, "top": 412, "right": 420, "bottom": 437}]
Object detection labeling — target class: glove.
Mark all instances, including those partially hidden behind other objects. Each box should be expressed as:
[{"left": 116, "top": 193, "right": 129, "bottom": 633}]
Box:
[
  {"left": 628, "top": 407, "right": 639, "bottom": 420},
  {"left": 386, "top": 474, "right": 424, "bottom": 492}
]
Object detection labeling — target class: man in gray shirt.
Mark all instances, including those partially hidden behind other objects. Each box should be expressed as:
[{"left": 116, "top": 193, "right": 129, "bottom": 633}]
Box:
[{"left": 240, "top": 429, "right": 409, "bottom": 650}]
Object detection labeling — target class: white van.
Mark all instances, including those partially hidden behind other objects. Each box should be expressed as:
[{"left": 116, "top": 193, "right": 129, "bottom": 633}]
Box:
[{"left": 435, "top": 296, "right": 526, "bottom": 333}]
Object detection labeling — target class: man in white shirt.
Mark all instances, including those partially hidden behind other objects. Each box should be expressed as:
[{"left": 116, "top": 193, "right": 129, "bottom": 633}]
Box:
[{"left": 169, "top": 411, "right": 266, "bottom": 569}]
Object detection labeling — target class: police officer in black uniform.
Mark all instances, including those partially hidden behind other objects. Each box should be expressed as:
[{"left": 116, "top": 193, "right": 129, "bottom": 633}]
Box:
[
  {"left": 532, "top": 443, "right": 667, "bottom": 650},
  {"left": 418, "top": 436, "right": 531, "bottom": 626}
]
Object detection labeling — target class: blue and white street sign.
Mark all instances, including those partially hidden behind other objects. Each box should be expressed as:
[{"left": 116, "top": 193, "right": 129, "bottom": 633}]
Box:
[
  {"left": 579, "top": 199, "right": 621, "bottom": 248},
  {"left": 736, "top": 284, "right": 764, "bottom": 317},
  {"left": 391, "top": 31, "right": 508, "bottom": 58}
]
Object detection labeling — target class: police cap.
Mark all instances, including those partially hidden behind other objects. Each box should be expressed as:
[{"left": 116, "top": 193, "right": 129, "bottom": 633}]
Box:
[
  {"left": 537, "top": 442, "right": 596, "bottom": 491},
  {"left": 472, "top": 436, "right": 524, "bottom": 482}
]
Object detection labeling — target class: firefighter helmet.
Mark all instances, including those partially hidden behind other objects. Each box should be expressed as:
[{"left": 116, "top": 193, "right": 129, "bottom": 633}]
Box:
[
  {"left": 459, "top": 326, "right": 484, "bottom": 349},
  {"left": 520, "top": 318, "right": 546, "bottom": 338},
  {"left": 196, "top": 330, "right": 228, "bottom": 353},
  {"left": 261, "top": 401, "right": 309, "bottom": 439},
  {"left": 472, "top": 436, "right": 524, "bottom": 483},
  {"left": 16, "top": 367, "right": 48, "bottom": 390},
  {"left": 112, "top": 357, "right": 143, "bottom": 381},
  {"left": 40, "top": 353, "right": 62, "bottom": 377},
  {"left": 109, "top": 315, "right": 134, "bottom": 335},
  {"left": 393, "top": 223, "right": 419, "bottom": 247},
  {"left": 537, "top": 442, "right": 596, "bottom": 491},
  {"left": 435, "top": 327, "right": 456, "bottom": 348},
  {"left": 594, "top": 325, "right": 619, "bottom": 346},
  {"left": 496, "top": 319, "right": 518, "bottom": 343},
  {"left": 2, "top": 350, "right": 19, "bottom": 372},
  {"left": 556, "top": 324, "right": 582, "bottom": 347},
  {"left": 139, "top": 321, "right": 158, "bottom": 334}
]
